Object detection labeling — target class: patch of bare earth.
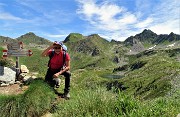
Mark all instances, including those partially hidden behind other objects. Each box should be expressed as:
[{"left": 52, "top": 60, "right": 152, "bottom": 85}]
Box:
[{"left": 0, "top": 84, "right": 28, "bottom": 95}]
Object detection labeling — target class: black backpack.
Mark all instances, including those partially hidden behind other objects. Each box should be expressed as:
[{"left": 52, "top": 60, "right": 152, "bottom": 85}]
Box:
[{"left": 48, "top": 51, "right": 66, "bottom": 69}]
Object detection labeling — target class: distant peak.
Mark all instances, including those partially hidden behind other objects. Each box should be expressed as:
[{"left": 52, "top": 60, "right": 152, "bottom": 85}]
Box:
[
  {"left": 141, "top": 29, "right": 155, "bottom": 34},
  {"left": 24, "top": 32, "right": 36, "bottom": 36},
  {"left": 169, "top": 32, "right": 175, "bottom": 35},
  {"left": 87, "top": 34, "right": 102, "bottom": 39},
  {"left": 69, "top": 33, "right": 82, "bottom": 35},
  {"left": 89, "top": 34, "right": 100, "bottom": 37},
  {"left": 64, "top": 33, "right": 83, "bottom": 43}
]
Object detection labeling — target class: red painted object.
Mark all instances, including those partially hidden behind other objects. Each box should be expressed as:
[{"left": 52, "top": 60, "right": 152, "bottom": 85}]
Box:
[
  {"left": 28, "top": 50, "right": 33, "bottom": 56},
  {"left": 2, "top": 50, "right": 8, "bottom": 58}
]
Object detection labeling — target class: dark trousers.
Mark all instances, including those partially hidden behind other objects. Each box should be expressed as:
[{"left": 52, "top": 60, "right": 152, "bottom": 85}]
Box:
[{"left": 45, "top": 68, "right": 71, "bottom": 93}]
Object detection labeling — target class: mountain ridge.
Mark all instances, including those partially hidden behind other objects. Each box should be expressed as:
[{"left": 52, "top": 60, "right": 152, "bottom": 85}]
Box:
[
  {"left": 0, "top": 29, "right": 180, "bottom": 47},
  {"left": 124, "top": 29, "right": 180, "bottom": 46},
  {"left": 16, "top": 32, "right": 52, "bottom": 45}
]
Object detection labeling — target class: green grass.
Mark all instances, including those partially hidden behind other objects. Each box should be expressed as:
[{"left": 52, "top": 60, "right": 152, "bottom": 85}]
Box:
[
  {"left": 52, "top": 86, "right": 180, "bottom": 117},
  {"left": 0, "top": 79, "right": 56, "bottom": 117},
  {"left": 19, "top": 48, "right": 49, "bottom": 77},
  {"left": 51, "top": 63, "right": 180, "bottom": 117},
  {"left": 0, "top": 47, "right": 15, "bottom": 67},
  {"left": 115, "top": 52, "right": 180, "bottom": 99},
  {"left": 53, "top": 87, "right": 141, "bottom": 117}
]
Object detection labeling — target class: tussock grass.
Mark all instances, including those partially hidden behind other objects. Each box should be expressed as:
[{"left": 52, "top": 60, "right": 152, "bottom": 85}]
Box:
[
  {"left": 0, "top": 79, "right": 56, "bottom": 117},
  {"left": 52, "top": 87, "right": 180, "bottom": 117}
]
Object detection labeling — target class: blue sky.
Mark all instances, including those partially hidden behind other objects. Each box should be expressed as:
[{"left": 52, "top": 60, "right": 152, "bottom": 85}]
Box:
[{"left": 0, "top": 0, "right": 179, "bottom": 42}]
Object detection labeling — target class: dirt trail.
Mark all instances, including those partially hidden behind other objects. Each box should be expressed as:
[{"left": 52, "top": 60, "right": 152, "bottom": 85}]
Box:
[{"left": 0, "top": 84, "right": 28, "bottom": 95}]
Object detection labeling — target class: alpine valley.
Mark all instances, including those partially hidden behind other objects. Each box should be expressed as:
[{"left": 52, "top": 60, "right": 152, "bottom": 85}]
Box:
[{"left": 0, "top": 29, "right": 180, "bottom": 117}]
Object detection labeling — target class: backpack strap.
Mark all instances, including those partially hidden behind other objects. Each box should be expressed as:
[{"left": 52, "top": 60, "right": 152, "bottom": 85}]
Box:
[
  {"left": 62, "top": 51, "right": 66, "bottom": 69},
  {"left": 48, "top": 51, "right": 66, "bottom": 69}
]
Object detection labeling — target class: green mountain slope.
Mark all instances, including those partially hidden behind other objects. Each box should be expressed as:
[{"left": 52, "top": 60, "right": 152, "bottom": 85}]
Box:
[
  {"left": 0, "top": 36, "right": 17, "bottom": 45},
  {"left": 64, "top": 33, "right": 117, "bottom": 70},
  {"left": 16, "top": 32, "right": 51, "bottom": 45},
  {"left": 113, "top": 49, "right": 180, "bottom": 99},
  {"left": 64, "top": 33, "right": 84, "bottom": 43}
]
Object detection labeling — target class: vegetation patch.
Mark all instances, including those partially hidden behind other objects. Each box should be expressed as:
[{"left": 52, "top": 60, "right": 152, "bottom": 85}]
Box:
[{"left": 0, "top": 79, "right": 56, "bottom": 117}]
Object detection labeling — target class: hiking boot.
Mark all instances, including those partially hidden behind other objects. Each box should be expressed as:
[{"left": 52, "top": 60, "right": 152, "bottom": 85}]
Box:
[
  {"left": 62, "top": 92, "right": 70, "bottom": 99},
  {"left": 56, "top": 84, "right": 60, "bottom": 88}
]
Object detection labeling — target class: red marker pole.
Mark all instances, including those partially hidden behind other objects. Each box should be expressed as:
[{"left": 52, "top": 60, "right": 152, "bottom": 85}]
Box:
[
  {"left": 28, "top": 50, "right": 33, "bottom": 56},
  {"left": 2, "top": 50, "right": 8, "bottom": 58}
]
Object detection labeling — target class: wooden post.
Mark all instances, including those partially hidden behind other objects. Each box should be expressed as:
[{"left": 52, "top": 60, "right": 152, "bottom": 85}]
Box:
[
  {"left": 3, "top": 42, "right": 32, "bottom": 81},
  {"left": 16, "top": 57, "right": 20, "bottom": 79}
]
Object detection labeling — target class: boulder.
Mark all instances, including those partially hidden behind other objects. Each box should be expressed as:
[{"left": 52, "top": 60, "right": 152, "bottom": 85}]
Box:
[
  {"left": 20, "top": 65, "right": 29, "bottom": 73},
  {"left": 0, "top": 83, "right": 9, "bottom": 87},
  {"left": 18, "top": 73, "right": 27, "bottom": 81},
  {"left": 0, "top": 66, "right": 16, "bottom": 83}
]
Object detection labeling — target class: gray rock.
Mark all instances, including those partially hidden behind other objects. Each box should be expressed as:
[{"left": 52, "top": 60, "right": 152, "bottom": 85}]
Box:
[
  {"left": 0, "top": 66, "right": 16, "bottom": 82},
  {"left": 9, "top": 81, "right": 15, "bottom": 85},
  {"left": 15, "top": 81, "right": 21, "bottom": 84},
  {"left": 0, "top": 83, "right": 9, "bottom": 87},
  {"left": 18, "top": 73, "right": 27, "bottom": 81},
  {"left": 20, "top": 65, "right": 29, "bottom": 73}
]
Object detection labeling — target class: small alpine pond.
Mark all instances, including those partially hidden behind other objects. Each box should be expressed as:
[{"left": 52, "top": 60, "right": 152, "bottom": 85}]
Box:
[{"left": 100, "top": 74, "right": 124, "bottom": 79}]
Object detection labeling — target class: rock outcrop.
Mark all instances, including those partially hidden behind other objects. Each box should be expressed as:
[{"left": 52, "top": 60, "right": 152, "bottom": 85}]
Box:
[{"left": 0, "top": 66, "right": 16, "bottom": 86}]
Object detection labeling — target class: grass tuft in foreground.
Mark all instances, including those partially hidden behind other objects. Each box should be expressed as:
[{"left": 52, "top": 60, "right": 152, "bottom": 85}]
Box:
[{"left": 0, "top": 79, "right": 56, "bottom": 117}]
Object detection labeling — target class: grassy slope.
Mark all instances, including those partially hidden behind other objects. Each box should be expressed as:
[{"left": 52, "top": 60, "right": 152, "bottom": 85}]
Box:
[
  {"left": 120, "top": 52, "right": 180, "bottom": 99},
  {"left": 52, "top": 66, "right": 180, "bottom": 117},
  {"left": 16, "top": 32, "right": 51, "bottom": 45},
  {"left": 65, "top": 35, "right": 117, "bottom": 70},
  {"left": 19, "top": 48, "right": 49, "bottom": 77},
  {"left": 0, "top": 79, "right": 56, "bottom": 117}
]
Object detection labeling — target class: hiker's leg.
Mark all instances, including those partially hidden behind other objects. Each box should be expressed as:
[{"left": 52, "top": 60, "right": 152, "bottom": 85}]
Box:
[
  {"left": 53, "top": 78, "right": 61, "bottom": 88},
  {"left": 62, "top": 71, "right": 71, "bottom": 93},
  {"left": 45, "top": 69, "right": 55, "bottom": 87}
]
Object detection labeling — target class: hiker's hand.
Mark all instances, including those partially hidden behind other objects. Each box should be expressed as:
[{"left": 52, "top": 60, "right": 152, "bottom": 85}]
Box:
[
  {"left": 49, "top": 44, "right": 54, "bottom": 49},
  {"left": 53, "top": 73, "right": 60, "bottom": 78}
]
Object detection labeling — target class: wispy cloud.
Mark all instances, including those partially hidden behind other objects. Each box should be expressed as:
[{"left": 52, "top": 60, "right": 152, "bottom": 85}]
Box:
[
  {"left": 0, "top": 3, "right": 22, "bottom": 21},
  {"left": 46, "top": 34, "right": 67, "bottom": 38},
  {"left": 16, "top": 0, "right": 74, "bottom": 25},
  {"left": 148, "top": 0, "right": 180, "bottom": 34},
  {"left": 0, "top": 12, "right": 22, "bottom": 20},
  {"left": 76, "top": 0, "right": 137, "bottom": 31},
  {"left": 0, "top": 0, "right": 75, "bottom": 40},
  {"left": 76, "top": 0, "right": 150, "bottom": 40},
  {"left": 76, "top": 0, "right": 180, "bottom": 41}
]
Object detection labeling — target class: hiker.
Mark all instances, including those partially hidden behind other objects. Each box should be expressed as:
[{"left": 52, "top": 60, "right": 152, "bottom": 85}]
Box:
[{"left": 41, "top": 41, "right": 71, "bottom": 98}]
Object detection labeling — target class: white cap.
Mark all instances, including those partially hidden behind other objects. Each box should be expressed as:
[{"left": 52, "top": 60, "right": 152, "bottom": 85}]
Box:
[{"left": 62, "top": 44, "right": 67, "bottom": 51}]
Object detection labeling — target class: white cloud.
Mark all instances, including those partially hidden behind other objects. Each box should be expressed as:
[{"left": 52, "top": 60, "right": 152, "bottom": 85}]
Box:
[
  {"left": 135, "top": 18, "right": 153, "bottom": 29},
  {"left": 149, "top": 0, "right": 180, "bottom": 35},
  {"left": 76, "top": 0, "right": 180, "bottom": 41},
  {"left": 77, "top": 0, "right": 137, "bottom": 31},
  {"left": 76, "top": 0, "right": 148, "bottom": 41},
  {"left": 46, "top": 34, "right": 67, "bottom": 38},
  {"left": 150, "top": 19, "right": 179, "bottom": 34}
]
